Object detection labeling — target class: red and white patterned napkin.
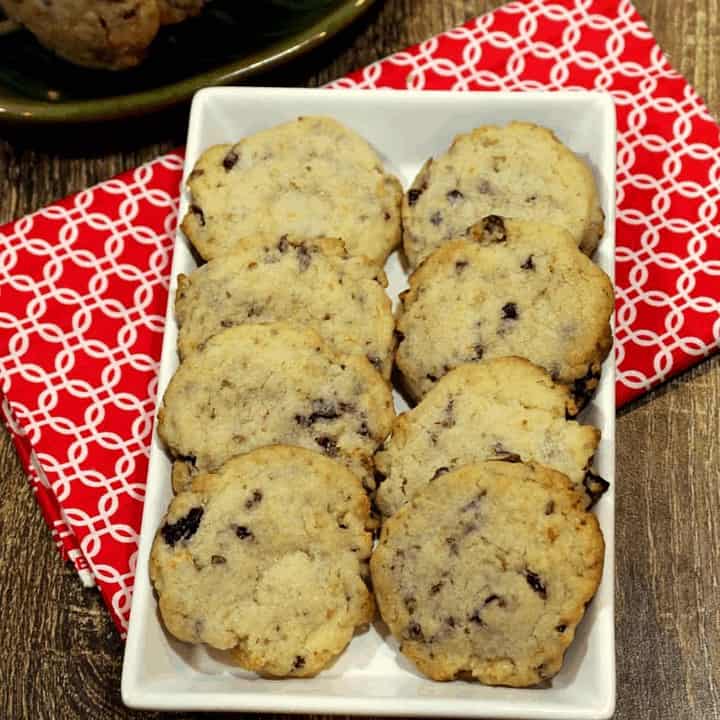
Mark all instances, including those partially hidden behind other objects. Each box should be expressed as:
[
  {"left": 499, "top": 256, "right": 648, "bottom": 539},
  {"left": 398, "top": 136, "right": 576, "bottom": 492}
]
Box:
[{"left": 0, "top": 0, "right": 718, "bottom": 636}]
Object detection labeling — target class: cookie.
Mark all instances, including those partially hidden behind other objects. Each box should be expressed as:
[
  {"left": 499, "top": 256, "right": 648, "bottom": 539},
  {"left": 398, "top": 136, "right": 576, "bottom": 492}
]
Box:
[
  {"left": 150, "top": 446, "right": 374, "bottom": 677},
  {"left": 395, "top": 216, "right": 614, "bottom": 402},
  {"left": 181, "top": 116, "right": 403, "bottom": 265},
  {"left": 402, "top": 122, "right": 604, "bottom": 268},
  {"left": 371, "top": 461, "right": 605, "bottom": 686},
  {"left": 175, "top": 236, "right": 395, "bottom": 377},
  {"left": 0, "top": 0, "right": 161, "bottom": 69},
  {"left": 375, "top": 359, "right": 606, "bottom": 516},
  {"left": 156, "top": 0, "right": 204, "bottom": 24},
  {"left": 158, "top": 322, "right": 394, "bottom": 492}
]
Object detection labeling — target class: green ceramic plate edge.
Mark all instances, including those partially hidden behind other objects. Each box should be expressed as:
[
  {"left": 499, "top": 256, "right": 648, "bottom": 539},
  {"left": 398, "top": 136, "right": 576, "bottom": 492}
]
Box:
[{"left": 0, "top": 0, "right": 377, "bottom": 125}]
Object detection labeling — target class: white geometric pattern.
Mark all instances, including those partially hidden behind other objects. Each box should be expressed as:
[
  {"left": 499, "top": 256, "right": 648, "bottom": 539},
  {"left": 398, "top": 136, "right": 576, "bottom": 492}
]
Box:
[{"left": 0, "top": 153, "right": 182, "bottom": 633}]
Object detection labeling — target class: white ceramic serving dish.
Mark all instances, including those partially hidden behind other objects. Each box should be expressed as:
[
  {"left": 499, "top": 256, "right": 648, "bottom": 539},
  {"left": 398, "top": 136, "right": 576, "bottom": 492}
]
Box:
[{"left": 122, "top": 87, "right": 616, "bottom": 719}]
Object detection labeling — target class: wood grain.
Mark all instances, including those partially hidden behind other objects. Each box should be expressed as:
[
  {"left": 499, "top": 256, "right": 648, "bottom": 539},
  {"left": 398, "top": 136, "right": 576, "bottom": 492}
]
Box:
[{"left": 0, "top": 1, "right": 719, "bottom": 718}]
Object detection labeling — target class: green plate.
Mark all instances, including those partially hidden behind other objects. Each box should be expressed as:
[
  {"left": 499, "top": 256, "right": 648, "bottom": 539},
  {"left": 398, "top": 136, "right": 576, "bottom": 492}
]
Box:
[{"left": 0, "top": 0, "right": 377, "bottom": 124}]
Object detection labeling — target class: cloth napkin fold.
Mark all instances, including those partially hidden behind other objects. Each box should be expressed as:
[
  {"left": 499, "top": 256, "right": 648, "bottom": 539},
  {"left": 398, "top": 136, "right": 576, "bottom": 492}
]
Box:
[{"left": 0, "top": 0, "right": 718, "bottom": 636}]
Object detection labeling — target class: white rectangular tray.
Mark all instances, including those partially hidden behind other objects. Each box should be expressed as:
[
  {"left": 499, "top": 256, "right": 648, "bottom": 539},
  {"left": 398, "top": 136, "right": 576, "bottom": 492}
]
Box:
[{"left": 122, "top": 87, "right": 616, "bottom": 719}]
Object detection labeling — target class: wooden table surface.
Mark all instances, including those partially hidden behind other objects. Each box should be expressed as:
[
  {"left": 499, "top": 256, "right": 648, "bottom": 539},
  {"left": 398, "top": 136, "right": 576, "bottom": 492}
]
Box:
[{"left": 1, "top": 1, "right": 719, "bottom": 718}]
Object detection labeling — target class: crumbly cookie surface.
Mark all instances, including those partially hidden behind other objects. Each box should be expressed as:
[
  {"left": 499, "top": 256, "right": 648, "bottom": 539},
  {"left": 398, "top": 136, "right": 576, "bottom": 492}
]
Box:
[
  {"left": 150, "top": 446, "right": 374, "bottom": 677},
  {"left": 402, "top": 122, "right": 604, "bottom": 268},
  {"left": 182, "top": 116, "right": 403, "bottom": 265},
  {"left": 375, "top": 359, "right": 605, "bottom": 516},
  {"left": 395, "top": 216, "right": 614, "bottom": 401},
  {"left": 175, "top": 236, "right": 395, "bottom": 377},
  {"left": 371, "top": 461, "right": 605, "bottom": 686},
  {"left": 158, "top": 322, "right": 394, "bottom": 492}
]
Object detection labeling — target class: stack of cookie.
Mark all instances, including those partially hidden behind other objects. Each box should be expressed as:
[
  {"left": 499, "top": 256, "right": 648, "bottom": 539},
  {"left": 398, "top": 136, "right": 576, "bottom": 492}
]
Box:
[
  {"left": 396, "top": 123, "right": 614, "bottom": 407},
  {"left": 372, "top": 123, "right": 612, "bottom": 686},
  {"left": 149, "top": 116, "right": 613, "bottom": 687},
  {"left": 150, "top": 117, "right": 402, "bottom": 676}
]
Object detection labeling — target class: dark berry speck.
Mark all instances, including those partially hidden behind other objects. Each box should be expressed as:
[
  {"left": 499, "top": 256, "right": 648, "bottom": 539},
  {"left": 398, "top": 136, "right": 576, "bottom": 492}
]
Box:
[
  {"left": 583, "top": 471, "right": 610, "bottom": 506},
  {"left": 223, "top": 150, "right": 239, "bottom": 170},
  {"left": 502, "top": 302, "right": 518, "bottom": 320},
  {"left": 482, "top": 215, "right": 507, "bottom": 242},
  {"left": 161, "top": 507, "right": 204, "bottom": 547},
  {"left": 315, "top": 436, "right": 339, "bottom": 457},
  {"left": 367, "top": 355, "right": 382, "bottom": 371},
  {"left": 406, "top": 621, "right": 424, "bottom": 640},
  {"left": 407, "top": 188, "right": 423, "bottom": 206},
  {"left": 245, "top": 490, "right": 263, "bottom": 509},
  {"left": 469, "top": 610, "right": 486, "bottom": 626},
  {"left": 525, "top": 570, "right": 547, "bottom": 599},
  {"left": 190, "top": 204, "right": 205, "bottom": 226},
  {"left": 431, "top": 466, "right": 450, "bottom": 481},
  {"left": 296, "top": 244, "right": 312, "bottom": 272}
]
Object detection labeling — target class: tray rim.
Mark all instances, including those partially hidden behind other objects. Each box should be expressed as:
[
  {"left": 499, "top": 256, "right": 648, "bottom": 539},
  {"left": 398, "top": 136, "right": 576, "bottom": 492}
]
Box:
[{"left": 122, "top": 86, "right": 617, "bottom": 720}]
